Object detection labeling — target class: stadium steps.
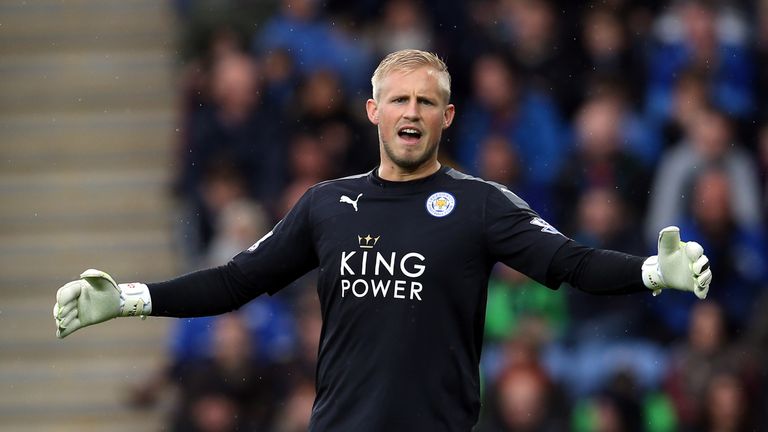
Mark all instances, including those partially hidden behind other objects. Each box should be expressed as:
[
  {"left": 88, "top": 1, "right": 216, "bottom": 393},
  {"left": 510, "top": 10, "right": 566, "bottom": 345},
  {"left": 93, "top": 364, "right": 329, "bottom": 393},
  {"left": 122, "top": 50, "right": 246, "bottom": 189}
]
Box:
[
  {"left": 0, "top": 0, "right": 179, "bottom": 430},
  {"left": 0, "top": 51, "right": 176, "bottom": 115},
  {"left": 0, "top": 111, "right": 176, "bottom": 173},
  {"left": 0, "top": 0, "right": 173, "bottom": 55}
]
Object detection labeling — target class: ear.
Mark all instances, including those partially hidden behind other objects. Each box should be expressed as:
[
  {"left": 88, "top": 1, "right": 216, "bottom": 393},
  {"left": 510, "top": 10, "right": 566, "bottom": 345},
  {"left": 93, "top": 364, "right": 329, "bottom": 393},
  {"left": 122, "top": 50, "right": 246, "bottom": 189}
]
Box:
[
  {"left": 443, "top": 104, "right": 456, "bottom": 129},
  {"left": 366, "top": 99, "right": 379, "bottom": 125}
]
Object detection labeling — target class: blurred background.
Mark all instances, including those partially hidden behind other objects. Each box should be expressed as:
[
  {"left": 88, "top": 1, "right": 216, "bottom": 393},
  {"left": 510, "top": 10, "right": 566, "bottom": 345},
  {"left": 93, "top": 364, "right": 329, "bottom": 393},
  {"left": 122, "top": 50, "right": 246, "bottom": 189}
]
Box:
[{"left": 1, "top": 0, "right": 767, "bottom": 430}]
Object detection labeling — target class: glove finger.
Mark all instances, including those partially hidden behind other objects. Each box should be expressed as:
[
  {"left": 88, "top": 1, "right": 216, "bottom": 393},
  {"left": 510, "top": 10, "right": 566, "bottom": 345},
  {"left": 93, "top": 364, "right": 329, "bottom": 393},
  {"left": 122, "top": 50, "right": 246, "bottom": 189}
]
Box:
[
  {"left": 81, "top": 269, "right": 118, "bottom": 292},
  {"left": 685, "top": 242, "right": 704, "bottom": 261},
  {"left": 54, "top": 301, "right": 77, "bottom": 321},
  {"left": 693, "top": 269, "right": 712, "bottom": 300},
  {"left": 56, "top": 281, "right": 83, "bottom": 306},
  {"left": 658, "top": 226, "right": 681, "bottom": 255},
  {"left": 691, "top": 254, "right": 709, "bottom": 276},
  {"left": 697, "top": 268, "right": 712, "bottom": 288},
  {"left": 52, "top": 302, "right": 59, "bottom": 320},
  {"left": 58, "top": 307, "right": 79, "bottom": 330},
  {"left": 58, "top": 317, "right": 81, "bottom": 339}
]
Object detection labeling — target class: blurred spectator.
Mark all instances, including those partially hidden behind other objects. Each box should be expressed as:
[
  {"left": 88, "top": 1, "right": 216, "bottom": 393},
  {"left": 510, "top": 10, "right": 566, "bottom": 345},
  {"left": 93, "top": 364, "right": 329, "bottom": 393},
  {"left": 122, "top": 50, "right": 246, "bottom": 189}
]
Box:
[
  {"left": 262, "top": 48, "right": 300, "bottom": 111},
  {"left": 176, "top": 158, "right": 249, "bottom": 268},
  {"left": 578, "top": 6, "right": 647, "bottom": 110},
  {"left": 277, "top": 133, "right": 334, "bottom": 218},
  {"left": 171, "top": 313, "right": 278, "bottom": 431},
  {"left": 172, "top": 27, "right": 248, "bottom": 238},
  {"left": 646, "top": 0, "right": 754, "bottom": 120},
  {"left": 477, "top": 134, "right": 522, "bottom": 189},
  {"left": 652, "top": 68, "right": 710, "bottom": 149},
  {"left": 177, "top": 53, "right": 287, "bottom": 258},
  {"left": 479, "top": 349, "right": 569, "bottom": 432},
  {"left": 272, "top": 377, "right": 316, "bottom": 432},
  {"left": 571, "top": 371, "right": 648, "bottom": 432},
  {"left": 592, "top": 78, "right": 663, "bottom": 166},
  {"left": 173, "top": 1, "right": 277, "bottom": 55},
  {"left": 176, "top": 25, "right": 245, "bottom": 119},
  {"left": 570, "top": 370, "right": 679, "bottom": 432},
  {"left": 255, "top": 0, "right": 374, "bottom": 94},
  {"left": 573, "top": 187, "right": 645, "bottom": 254},
  {"left": 291, "top": 69, "right": 377, "bottom": 177},
  {"left": 368, "top": 0, "right": 433, "bottom": 55},
  {"left": 699, "top": 370, "right": 756, "bottom": 432},
  {"left": 495, "top": 0, "right": 581, "bottom": 117},
  {"left": 554, "top": 93, "right": 651, "bottom": 233},
  {"left": 668, "top": 168, "right": 767, "bottom": 333},
  {"left": 663, "top": 301, "right": 751, "bottom": 430},
  {"left": 646, "top": 105, "right": 762, "bottom": 246},
  {"left": 456, "top": 52, "right": 565, "bottom": 213},
  {"left": 206, "top": 200, "right": 270, "bottom": 266}
]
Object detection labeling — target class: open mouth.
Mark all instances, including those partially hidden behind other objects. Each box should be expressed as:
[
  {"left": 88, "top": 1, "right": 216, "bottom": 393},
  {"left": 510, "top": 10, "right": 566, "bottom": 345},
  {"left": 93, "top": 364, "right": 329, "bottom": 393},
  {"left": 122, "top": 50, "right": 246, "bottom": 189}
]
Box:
[{"left": 398, "top": 127, "right": 422, "bottom": 142}]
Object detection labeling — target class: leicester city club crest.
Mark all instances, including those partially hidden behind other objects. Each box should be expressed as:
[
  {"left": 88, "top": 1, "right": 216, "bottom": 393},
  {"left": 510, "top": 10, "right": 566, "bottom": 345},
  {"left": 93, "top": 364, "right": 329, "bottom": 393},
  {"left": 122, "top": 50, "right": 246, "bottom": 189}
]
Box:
[{"left": 426, "top": 192, "right": 456, "bottom": 217}]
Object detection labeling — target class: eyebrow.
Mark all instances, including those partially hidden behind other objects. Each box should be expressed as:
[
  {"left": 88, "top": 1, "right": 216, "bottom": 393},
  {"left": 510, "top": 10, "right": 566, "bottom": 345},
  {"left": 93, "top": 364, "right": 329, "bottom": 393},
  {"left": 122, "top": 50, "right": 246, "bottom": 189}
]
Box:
[
  {"left": 389, "top": 94, "right": 438, "bottom": 104},
  {"left": 417, "top": 95, "right": 436, "bottom": 104}
]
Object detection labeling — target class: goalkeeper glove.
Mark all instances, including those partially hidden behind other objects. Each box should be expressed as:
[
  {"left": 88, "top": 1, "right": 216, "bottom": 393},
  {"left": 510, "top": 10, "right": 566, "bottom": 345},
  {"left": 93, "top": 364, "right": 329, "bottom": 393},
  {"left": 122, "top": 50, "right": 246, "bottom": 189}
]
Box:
[
  {"left": 642, "top": 226, "right": 712, "bottom": 299},
  {"left": 53, "top": 269, "right": 152, "bottom": 338}
]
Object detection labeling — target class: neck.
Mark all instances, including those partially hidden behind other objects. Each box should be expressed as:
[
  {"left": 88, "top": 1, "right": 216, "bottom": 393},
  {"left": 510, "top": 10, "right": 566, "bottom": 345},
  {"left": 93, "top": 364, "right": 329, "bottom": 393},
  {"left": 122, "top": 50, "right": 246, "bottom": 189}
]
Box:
[{"left": 378, "top": 159, "right": 441, "bottom": 182}]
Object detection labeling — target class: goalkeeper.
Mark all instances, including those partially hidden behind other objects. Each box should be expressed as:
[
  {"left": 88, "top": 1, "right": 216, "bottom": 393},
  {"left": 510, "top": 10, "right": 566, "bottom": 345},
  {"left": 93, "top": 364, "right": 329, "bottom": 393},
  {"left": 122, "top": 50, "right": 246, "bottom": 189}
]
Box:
[{"left": 53, "top": 49, "right": 711, "bottom": 432}]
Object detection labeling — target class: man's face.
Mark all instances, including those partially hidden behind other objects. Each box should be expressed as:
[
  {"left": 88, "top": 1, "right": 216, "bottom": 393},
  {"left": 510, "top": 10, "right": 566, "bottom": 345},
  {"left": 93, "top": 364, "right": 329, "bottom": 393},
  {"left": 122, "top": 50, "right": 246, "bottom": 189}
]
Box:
[{"left": 366, "top": 67, "right": 455, "bottom": 172}]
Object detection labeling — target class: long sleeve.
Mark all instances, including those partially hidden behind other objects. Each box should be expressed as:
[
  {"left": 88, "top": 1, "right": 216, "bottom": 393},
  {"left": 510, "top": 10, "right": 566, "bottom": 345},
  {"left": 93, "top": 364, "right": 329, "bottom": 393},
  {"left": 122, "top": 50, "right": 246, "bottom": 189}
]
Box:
[
  {"left": 546, "top": 240, "right": 648, "bottom": 295},
  {"left": 148, "top": 262, "right": 259, "bottom": 317}
]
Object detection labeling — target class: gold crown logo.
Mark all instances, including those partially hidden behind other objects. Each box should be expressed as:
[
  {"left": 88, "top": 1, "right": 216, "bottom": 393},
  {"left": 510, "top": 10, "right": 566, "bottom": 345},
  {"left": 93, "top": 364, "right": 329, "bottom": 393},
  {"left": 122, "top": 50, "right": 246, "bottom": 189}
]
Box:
[{"left": 358, "top": 235, "right": 380, "bottom": 249}]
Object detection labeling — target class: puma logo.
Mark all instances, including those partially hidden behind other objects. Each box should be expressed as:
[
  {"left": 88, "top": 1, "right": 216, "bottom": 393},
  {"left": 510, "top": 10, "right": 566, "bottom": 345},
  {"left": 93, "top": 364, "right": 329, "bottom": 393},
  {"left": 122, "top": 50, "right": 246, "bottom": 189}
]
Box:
[{"left": 340, "top": 193, "right": 363, "bottom": 212}]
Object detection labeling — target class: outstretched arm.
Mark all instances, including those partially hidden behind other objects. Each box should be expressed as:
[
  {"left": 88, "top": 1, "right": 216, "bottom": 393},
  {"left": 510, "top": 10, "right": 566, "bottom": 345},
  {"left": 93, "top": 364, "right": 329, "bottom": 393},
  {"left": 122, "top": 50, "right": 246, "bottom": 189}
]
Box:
[
  {"left": 548, "top": 226, "right": 711, "bottom": 298},
  {"left": 148, "top": 262, "right": 258, "bottom": 317},
  {"left": 54, "top": 186, "right": 319, "bottom": 339},
  {"left": 52, "top": 263, "right": 259, "bottom": 338}
]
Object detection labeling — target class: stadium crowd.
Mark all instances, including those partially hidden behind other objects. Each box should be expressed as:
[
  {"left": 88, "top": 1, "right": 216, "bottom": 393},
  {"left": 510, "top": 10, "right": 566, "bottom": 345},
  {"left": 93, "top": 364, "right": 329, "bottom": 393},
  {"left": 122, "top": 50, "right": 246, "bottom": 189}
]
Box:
[{"left": 130, "top": 0, "right": 768, "bottom": 430}]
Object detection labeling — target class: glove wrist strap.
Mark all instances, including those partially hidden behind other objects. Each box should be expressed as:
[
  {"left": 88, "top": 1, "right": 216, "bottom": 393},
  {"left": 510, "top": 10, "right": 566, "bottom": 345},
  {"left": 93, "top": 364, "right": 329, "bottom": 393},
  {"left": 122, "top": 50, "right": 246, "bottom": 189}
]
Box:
[
  {"left": 642, "top": 256, "right": 666, "bottom": 295},
  {"left": 118, "top": 283, "right": 152, "bottom": 318}
]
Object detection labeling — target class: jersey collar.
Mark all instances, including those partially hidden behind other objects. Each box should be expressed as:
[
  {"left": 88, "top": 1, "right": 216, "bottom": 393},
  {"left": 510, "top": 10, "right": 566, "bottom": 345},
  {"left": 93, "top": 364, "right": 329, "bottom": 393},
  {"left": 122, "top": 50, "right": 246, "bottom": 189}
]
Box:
[{"left": 368, "top": 165, "right": 450, "bottom": 189}]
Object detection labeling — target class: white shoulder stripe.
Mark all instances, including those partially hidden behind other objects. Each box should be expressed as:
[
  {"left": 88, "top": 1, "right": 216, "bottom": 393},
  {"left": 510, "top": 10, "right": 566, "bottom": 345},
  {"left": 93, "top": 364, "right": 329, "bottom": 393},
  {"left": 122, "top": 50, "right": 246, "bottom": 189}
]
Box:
[
  {"left": 444, "top": 168, "right": 532, "bottom": 211},
  {"left": 314, "top": 171, "right": 370, "bottom": 188}
]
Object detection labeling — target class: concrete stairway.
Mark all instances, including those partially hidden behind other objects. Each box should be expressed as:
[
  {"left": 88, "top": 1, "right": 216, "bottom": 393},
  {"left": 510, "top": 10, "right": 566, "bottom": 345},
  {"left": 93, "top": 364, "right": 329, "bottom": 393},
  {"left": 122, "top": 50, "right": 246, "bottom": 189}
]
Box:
[{"left": 0, "top": 0, "right": 180, "bottom": 430}]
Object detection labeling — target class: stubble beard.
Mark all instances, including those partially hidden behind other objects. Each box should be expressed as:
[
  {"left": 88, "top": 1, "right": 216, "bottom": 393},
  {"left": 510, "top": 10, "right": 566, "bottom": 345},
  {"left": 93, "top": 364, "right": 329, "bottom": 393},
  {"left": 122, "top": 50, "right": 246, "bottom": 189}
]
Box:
[{"left": 381, "top": 136, "right": 439, "bottom": 172}]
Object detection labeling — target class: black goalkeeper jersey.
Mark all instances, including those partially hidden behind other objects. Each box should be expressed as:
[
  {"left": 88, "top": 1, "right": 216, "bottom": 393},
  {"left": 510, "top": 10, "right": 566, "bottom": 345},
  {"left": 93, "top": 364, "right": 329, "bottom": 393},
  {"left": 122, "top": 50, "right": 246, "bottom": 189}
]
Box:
[
  {"left": 234, "top": 166, "right": 568, "bottom": 431},
  {"left": 149, "top": 165, "right": 647, "bottom": 431}
]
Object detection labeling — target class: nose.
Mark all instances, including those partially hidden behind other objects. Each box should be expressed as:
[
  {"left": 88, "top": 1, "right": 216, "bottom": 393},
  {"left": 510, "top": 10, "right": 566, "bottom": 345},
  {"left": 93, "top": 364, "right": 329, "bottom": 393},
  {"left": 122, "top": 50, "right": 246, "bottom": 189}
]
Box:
[{"left": 403, "top": 99, "right": 421, "bottom": 120}]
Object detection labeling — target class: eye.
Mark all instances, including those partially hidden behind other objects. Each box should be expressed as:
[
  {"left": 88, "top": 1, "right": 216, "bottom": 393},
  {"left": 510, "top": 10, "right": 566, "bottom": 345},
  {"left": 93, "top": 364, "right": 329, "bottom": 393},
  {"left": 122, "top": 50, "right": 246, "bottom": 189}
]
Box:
[{"left": 392, "top": 97, "right": 407, "bottom": 103}]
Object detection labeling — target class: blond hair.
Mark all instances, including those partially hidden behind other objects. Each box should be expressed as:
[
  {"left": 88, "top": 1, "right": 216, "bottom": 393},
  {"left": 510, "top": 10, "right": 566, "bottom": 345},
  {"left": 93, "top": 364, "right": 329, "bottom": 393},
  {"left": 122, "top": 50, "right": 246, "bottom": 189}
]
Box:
[{"left": 371, "top": 49, "right": 451, "bottom": 102}]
